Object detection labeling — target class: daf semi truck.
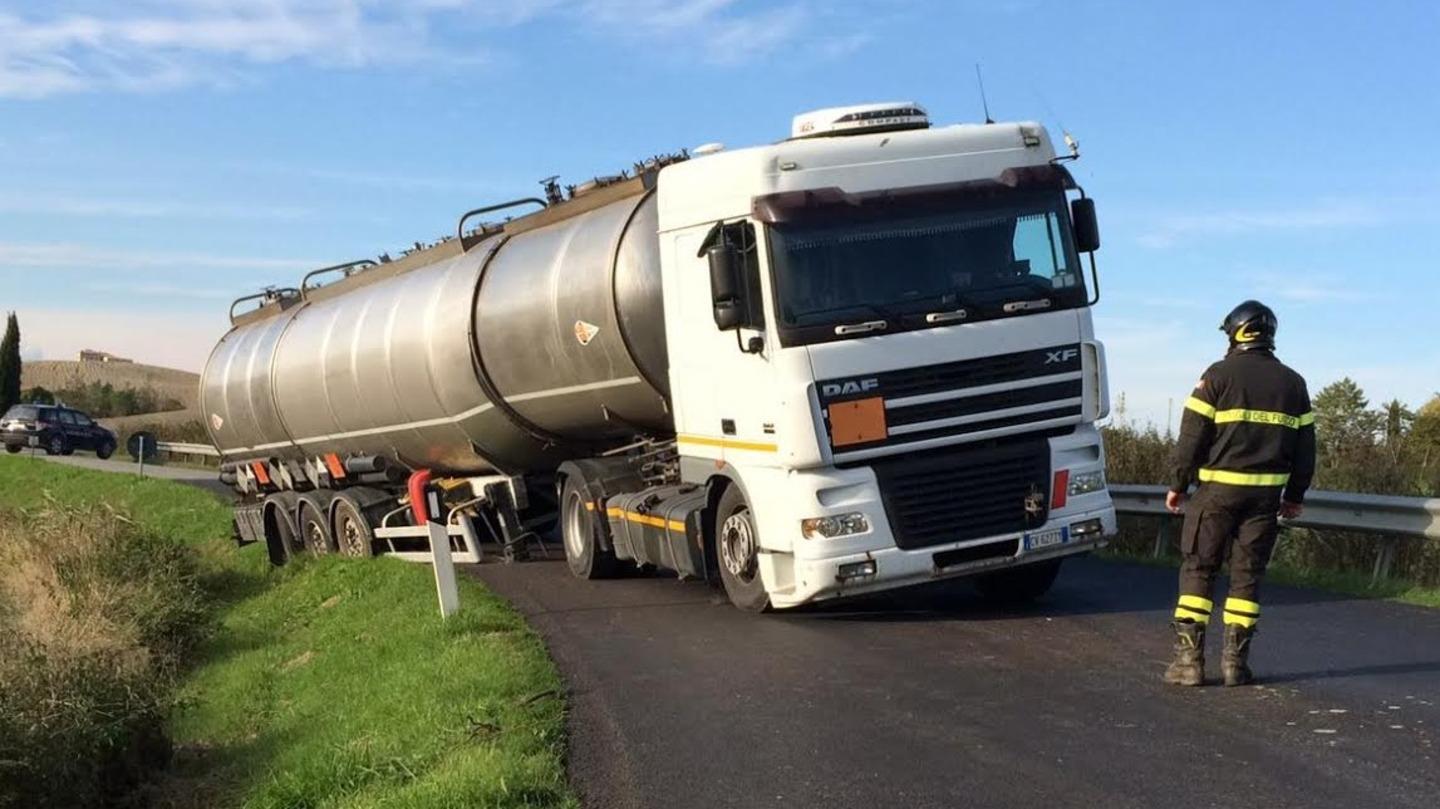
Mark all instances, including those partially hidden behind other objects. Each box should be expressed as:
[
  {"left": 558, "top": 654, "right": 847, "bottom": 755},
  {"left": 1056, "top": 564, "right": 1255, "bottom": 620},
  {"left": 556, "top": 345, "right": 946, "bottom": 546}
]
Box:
[{"left": 202, "top": 102, "right": 1117, "bottom": 611}]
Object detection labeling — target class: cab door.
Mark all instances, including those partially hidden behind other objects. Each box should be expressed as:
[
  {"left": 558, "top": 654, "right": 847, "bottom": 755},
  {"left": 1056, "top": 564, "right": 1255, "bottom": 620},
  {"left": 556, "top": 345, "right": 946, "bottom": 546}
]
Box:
[{"left": 664, "top": 220, "right": 780, "bottom": 468}]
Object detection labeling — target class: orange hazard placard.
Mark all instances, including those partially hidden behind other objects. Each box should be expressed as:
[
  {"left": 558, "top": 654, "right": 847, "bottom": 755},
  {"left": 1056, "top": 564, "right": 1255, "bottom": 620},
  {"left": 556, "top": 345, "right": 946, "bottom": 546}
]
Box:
[{"left": 828, "top": 396, "right": 887, "bottom": 447}]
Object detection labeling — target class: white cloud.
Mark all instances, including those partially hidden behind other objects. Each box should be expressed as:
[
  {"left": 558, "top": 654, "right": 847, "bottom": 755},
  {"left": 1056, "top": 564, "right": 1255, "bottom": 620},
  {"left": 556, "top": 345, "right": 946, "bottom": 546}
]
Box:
[
  {"left": 0, "top": 0, "right": 838, "bottom": 98},
  {"left": 1249, "top": 271, "right": 1371, "bottom": 305},
  {"left": 11, "top": 305, "right": 226, "bottom": 371},
  {"left": 0, "top": 241, "right": 318, "bottom": 272},
  {"left": 0, "top": 193, "right": 313, "bottom": 221},
  {"left": 85, "top": 280, "right": 236, "bottom": 300},
  {"left": 1136, "top": 201, "right": 1385, "bottom": 248}
]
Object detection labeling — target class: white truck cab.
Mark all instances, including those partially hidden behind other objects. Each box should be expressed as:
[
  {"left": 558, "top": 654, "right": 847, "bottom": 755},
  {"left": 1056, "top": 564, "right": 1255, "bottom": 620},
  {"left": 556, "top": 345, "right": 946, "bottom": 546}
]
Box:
[{"left": 654, "top": 103, "right": 1115, "bottom": 608}]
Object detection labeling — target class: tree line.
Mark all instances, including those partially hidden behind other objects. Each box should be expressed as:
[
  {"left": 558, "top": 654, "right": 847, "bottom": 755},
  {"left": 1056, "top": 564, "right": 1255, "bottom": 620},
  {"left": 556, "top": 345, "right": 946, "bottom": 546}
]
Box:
[
  {"left": 1103, "top": 378, "right": 1440, "bottom": 586},
  {"left": 1105, "top": 378, "right": 1440, "bottom": 497},
  {"left": 21, "top": 382, "right": 185, "bottom": 419}
]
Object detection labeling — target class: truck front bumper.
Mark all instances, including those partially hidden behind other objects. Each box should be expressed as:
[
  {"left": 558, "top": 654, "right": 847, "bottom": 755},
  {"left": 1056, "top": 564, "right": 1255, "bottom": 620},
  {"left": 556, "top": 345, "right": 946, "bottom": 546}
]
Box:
[{"left": 766, "top": 504, "right": 1116, "bottom": 609}]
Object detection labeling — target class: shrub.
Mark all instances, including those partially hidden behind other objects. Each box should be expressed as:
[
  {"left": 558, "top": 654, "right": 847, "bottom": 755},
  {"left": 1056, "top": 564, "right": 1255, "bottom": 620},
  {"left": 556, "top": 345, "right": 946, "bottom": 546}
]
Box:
[{"left": 0, "top": 503, "right": 209, "bottom": 808}]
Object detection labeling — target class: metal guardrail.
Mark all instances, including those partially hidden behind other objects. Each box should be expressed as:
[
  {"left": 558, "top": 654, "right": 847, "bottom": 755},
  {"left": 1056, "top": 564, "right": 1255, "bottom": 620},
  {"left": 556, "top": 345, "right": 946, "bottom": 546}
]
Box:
[
  {"left": 1110, "top": 484, "right": 1440, "bottom": 583},
  {"left": 155, "top": 441, "right": 221, "bottom": 458}
]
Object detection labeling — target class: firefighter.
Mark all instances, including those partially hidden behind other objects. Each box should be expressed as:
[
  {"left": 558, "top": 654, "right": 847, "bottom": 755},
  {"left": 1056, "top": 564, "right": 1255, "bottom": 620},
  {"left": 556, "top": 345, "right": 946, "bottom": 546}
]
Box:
[{"left": 1162, "top": 300, "right": 1316, "bottom": 686}]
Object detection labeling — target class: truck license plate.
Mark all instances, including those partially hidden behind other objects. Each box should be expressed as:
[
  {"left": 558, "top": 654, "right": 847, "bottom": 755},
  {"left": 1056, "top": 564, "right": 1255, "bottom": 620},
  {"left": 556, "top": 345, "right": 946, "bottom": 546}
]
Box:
[{"left": 1023, "top": 526, "right": 1068, "bottom": 551}]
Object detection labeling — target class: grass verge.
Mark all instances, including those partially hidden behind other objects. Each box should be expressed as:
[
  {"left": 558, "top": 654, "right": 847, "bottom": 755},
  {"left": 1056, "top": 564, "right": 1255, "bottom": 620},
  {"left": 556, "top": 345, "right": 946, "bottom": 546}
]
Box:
[
  {"left": 1098, "top": 548, "right": 1440, "bottom": 609},
  {"left": 0, "top": 455, "right": 573, "bottom": 808}
]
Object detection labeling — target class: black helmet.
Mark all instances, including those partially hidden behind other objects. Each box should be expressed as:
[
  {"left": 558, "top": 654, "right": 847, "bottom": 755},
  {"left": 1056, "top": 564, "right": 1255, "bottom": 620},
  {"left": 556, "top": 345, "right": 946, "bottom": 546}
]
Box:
[{"left": 1220, "top": 300, "right": 1277, "bottom": 351}]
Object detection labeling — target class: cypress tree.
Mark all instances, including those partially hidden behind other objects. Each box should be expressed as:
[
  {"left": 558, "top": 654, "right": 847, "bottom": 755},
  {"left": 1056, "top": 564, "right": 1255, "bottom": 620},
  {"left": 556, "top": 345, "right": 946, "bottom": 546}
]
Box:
[{"left": 0, "top": 312, "right": 21, "bottom": 412}]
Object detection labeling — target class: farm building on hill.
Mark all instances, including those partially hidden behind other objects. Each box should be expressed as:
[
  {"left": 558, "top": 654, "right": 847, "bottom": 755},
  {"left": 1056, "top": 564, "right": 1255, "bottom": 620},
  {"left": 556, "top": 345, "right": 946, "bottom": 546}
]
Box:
[{"left": 78, "top": 349, "right": 133, "bottom": 364}]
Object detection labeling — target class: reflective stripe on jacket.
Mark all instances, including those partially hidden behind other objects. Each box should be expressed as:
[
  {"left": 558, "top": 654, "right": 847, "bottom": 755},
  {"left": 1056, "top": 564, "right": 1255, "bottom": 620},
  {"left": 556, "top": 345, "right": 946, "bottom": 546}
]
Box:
[{"left": 1167, "top": 349, "right": 1316, "bottom": 503}]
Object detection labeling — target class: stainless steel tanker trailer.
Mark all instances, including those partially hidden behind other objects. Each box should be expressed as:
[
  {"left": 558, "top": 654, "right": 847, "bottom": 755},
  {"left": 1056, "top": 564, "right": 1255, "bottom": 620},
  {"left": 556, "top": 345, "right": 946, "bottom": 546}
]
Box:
[{"left": 204, "top": 102, "right": 1118, "bottom": 610}]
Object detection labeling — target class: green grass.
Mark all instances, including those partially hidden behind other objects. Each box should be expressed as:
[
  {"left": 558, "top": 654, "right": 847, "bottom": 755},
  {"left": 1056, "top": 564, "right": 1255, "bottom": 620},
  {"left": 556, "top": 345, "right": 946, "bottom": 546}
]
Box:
[
  {"left": 1099, "top": 547, "right": 1440, "bottom": 609},
  {"left": 0, "top": 455, "right": 574, "bottom": 808}
]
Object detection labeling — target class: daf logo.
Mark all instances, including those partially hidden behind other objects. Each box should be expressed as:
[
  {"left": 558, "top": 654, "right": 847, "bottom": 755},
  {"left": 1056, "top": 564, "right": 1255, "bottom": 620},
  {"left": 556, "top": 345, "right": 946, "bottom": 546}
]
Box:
[
  {"left": 1024, "top": 486, "right": 1045, "bottom": 517},
  {"left": 1045, "top": 348, "right": 1079, "bottom": 365},
  {"left": 822, "top": 378, "right": 879, "bottom": 398}
]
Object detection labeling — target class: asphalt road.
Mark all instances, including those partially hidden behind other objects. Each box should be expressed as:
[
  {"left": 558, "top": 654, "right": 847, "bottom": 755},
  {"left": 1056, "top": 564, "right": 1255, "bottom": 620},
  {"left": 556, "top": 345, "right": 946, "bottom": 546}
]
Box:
[
  {"left": 470, "top": 554, "right": 1440, "bottom": 809},
  {"left": 19, "top": 449, "right": 230, "bottom": 496}
]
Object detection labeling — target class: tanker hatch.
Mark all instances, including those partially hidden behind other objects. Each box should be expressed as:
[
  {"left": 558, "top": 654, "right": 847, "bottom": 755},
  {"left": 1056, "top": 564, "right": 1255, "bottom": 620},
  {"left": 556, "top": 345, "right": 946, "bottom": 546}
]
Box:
[{"left": 790, "top": 102, "right": 929, "bottom": 139}]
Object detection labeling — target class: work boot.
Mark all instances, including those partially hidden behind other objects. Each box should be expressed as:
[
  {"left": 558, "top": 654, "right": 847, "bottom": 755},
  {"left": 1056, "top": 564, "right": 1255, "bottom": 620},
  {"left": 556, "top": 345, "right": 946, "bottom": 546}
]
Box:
[
  {"left": 1222, "top": 623, "right": 1256, "bottom": 686},
  {"left": 1162, "top": 620, "right": 1206, "bottom": 686}
]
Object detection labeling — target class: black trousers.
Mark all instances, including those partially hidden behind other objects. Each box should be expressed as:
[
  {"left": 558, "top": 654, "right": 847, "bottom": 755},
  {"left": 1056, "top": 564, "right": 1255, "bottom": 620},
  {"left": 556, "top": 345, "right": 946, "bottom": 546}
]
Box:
[{"left": 1178, "top": 483, "right": 1282, "bottom": 603}]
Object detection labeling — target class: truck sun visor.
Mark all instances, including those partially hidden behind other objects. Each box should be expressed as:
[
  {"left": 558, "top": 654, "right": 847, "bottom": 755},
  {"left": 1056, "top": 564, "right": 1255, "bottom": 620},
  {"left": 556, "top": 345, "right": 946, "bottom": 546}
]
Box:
[{"left": 752, "top": 164, "right": 1076, "bottom": 224}]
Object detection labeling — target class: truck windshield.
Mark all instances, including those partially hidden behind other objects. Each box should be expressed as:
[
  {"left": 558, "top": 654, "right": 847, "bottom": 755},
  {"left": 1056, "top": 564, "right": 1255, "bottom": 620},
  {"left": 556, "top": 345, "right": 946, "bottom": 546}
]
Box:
[{"left": 767, "top": 189, "right": 1086, "bottom": 345}]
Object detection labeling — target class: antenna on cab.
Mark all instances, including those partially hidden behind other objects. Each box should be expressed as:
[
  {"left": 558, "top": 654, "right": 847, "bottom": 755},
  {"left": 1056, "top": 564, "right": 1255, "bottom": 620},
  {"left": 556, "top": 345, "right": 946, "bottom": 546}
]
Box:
[{"left": 975, "top": 63, "right": 995, "bottom": 124}]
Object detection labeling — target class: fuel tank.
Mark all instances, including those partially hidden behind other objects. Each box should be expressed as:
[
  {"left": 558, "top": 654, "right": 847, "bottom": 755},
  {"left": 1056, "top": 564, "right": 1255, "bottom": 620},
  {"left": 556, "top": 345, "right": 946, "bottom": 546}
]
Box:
[{"left": 200, "top": 184, "right": 671, "bottom": 474}]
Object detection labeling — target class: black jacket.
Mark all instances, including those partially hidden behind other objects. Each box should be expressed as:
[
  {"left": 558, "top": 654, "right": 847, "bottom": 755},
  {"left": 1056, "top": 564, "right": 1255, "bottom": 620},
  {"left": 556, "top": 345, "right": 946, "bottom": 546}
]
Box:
[{"left": 1167, "top": 349, "right": 1316, "bottom": 503}]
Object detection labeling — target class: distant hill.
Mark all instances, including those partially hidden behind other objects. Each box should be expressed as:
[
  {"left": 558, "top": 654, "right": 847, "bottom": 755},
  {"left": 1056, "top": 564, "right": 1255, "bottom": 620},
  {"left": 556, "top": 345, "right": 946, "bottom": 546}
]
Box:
[{"left": 21, "top": 360, "right": 200, "bottom": 411}]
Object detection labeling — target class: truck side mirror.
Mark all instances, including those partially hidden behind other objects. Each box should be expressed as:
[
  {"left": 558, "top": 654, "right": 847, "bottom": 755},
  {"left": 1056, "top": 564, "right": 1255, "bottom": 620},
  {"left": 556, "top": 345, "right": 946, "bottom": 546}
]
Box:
[
  {"left": 708, "top": 243, "right": 745, "bottom": 330},
  {"left": 1071, "top": 197, "right": 1100, "bottom": 253}
]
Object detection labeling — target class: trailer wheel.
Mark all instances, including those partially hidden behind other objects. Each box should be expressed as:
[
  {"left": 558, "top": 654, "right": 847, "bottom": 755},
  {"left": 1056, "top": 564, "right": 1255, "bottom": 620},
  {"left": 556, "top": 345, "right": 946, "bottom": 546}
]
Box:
[
  {"left": 262, "top": 497, "right": 302, "bottom": 566},
  {"left": 715, "top": 485, "right": 769, "bottom": 612},
  {"left": 332, "top": 494, "right": 376, "bottom": 558},
  {"left": 560, "top": 477, "right": 615, "bottom": 579},
  {"left": 974, "top": 558, "right": 1064, "bottom": 604},
  {"left": 297, "top": 494, "right": 336, "bottom": 555}
]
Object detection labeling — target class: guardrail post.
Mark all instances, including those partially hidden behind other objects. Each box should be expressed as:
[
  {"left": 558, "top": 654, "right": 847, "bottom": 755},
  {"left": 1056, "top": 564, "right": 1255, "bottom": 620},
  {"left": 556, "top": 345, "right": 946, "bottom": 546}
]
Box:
[
  {"left": 1152, "top": 515, "right": 1176, "bottom": 558},
  {"left": 137, "top": 436, "right": 146, "bottom": 478},
  {"left": 1371, "top": 538, "right": 1398, "bottom": 585}
]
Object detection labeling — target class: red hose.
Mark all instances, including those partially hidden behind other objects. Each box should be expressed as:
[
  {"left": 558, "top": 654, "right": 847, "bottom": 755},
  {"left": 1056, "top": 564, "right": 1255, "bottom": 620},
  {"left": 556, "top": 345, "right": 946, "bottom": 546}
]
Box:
[{"left": 408, "top": 469, "right": 433, "bottom": 524}]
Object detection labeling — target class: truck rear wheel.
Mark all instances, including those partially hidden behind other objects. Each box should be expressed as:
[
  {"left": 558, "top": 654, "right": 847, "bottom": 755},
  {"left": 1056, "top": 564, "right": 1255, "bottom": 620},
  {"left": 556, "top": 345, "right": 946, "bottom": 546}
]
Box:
[
  {"left": 715, "top": 485, "right": 769, "bottom": 612},
  {"left": 561, "top": 476, "right": 615, "bottom": 579},
  {"left": 262, "top": 495, "right": 302, "bottom": 566},
  {"left": 974, "top": 558, "right": 1063, "bottom": 604},
  {"left": 332, "top": 494, "right": 376, "bottom": 558},
  {"left": 297, "top": 494, "right": 336, "bottom": 555}
]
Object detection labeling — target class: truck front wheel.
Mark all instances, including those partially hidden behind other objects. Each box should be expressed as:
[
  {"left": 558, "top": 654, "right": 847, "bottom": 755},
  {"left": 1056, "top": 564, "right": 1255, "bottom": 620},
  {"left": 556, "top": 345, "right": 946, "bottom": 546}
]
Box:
[
  {"left": 715, "top": 485, "right": 769, "bottom": 612},
  {"left": 560, "top": 477, "right": 615, "bottom": 579},
  {"left": 973, "top": 558, "right": 1064, "bottom": 604}
]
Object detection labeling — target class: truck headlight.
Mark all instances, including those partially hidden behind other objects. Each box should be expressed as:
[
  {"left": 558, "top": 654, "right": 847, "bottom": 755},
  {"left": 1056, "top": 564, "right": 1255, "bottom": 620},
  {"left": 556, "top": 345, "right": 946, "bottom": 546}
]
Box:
[
  {"left": 801, "top": 512, "right": 870, "bottom": 539},
  {"left": 1068, "top": 470, "right": 1106, "bottom": 497}
]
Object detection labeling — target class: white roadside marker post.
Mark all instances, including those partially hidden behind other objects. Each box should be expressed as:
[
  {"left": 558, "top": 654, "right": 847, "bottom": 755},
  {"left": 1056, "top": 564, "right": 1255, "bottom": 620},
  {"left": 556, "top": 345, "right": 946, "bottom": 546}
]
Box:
[{"left": 428, "top": 519, "right": 460, "bottom": 619}]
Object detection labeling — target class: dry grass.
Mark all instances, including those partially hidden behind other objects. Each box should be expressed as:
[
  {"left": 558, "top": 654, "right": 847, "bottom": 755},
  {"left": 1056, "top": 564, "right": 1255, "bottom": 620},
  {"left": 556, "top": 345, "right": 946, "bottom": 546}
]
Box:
[{"left": 0, "top": 501, "right": 209, "bottom": 808}]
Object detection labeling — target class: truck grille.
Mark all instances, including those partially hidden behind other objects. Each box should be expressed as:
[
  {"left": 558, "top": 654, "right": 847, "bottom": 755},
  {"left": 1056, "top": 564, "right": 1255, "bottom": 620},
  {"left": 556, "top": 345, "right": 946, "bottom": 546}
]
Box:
[
  {"left": 869, "top": 438, "right": 1050, "bottom": 550},
  {"left": 817, "top": 343, "right": 1084, "bottom": 453}
]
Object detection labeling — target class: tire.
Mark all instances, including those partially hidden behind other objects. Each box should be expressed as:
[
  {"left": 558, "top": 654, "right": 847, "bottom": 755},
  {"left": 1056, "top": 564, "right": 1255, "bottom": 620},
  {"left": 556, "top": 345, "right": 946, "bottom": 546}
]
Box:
[
  {"left": 95, "top": 440, "right": 115, "bottom": 460},
  {"left": 974, "top": 558, "right": 1064, "bottom": 604},
  {"left": 714, "top": 485, "right": 769, "bottom": 612},
  {"left": 44, "top": 433, "right": 66, "bottom": 456},
  {"left": 332, "top": 494, "right": 376, "bottom": 558},
  {"left": 4, "top": 444, "right": 20, "bottom": 454},
  {"left": 263, "top": 498, "right": 303, "bottom": 566},
  {"left": 560, "top": 476, "right": 615, "bottom": 579},
  {"left": 297, "top": 495, "right": 336, "bottom": 555}
]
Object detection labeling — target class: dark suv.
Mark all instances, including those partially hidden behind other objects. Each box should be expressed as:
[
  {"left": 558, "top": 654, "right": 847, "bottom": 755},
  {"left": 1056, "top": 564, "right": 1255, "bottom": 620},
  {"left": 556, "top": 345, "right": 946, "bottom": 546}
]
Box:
[{"left": 2, "top": 404, "right": 118, "bottom": 459}]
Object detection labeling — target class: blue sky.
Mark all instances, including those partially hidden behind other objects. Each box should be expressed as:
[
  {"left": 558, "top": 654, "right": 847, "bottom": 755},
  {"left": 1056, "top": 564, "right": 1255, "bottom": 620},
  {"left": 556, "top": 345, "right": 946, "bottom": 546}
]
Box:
[{"left": 1, "top": 0, "right": 1437, "bottom": 426}]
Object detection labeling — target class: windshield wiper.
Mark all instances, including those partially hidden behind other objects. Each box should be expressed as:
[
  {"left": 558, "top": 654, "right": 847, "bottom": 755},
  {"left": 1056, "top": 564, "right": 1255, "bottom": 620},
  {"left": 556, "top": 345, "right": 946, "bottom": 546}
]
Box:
[
  {"left": 924, "top": 308, "right": 969, "bottom": 324},
  {"left": 833, "top": 319, "right": 888, "bottom": 335}
]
